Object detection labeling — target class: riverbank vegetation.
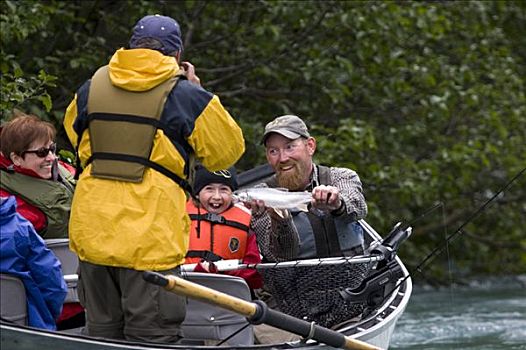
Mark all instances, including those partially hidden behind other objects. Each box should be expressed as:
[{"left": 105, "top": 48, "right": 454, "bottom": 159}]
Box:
[{"left": 1, "top": 0, "right": 524, "bottom": 284}]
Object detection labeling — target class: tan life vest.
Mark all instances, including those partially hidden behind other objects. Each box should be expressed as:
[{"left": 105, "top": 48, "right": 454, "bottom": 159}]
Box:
[{"left": 85, "top": 66, "right": 184, "bottom": 183}]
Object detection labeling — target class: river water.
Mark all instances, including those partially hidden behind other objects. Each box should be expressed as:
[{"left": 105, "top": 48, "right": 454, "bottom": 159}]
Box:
[{"left": 389, "top": 276, "right": 526, "bottom": 350}]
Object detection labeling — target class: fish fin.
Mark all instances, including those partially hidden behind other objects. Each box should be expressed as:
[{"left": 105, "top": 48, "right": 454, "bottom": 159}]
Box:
[
  {"left": 274, "top": 187, "right": 291, "bottom": 192},
  {"left": 272, "top": 208, "right": 289, "bottom": 219},
  {"left": 297, "top": 203, "right": 309, "bottom": 212}
]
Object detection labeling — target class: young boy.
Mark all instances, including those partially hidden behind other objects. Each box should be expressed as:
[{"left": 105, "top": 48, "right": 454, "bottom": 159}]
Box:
[{"left": 185, "top": 165, "right": 262, "bottom": 290}]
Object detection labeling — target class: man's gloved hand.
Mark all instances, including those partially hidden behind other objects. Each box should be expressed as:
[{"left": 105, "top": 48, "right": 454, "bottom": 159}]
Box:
[{"left": 194, "top": 260, "right": 218, "bottom": 273}]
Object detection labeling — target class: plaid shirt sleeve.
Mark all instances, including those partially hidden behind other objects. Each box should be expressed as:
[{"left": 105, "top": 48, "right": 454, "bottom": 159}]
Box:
[{"left": 329, "top": 167, "right": 368, "bottom": 220}]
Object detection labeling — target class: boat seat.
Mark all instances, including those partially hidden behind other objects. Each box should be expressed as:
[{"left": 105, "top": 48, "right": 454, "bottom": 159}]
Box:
[
  {"left": 44, "top": 239, "right": 79, "bottom": 303},
  {"left": 181, "top": 272, "right": 254, "bottom": 346},
  {"left": 0, "top": 273, "right": 28, "bottom": 325}
]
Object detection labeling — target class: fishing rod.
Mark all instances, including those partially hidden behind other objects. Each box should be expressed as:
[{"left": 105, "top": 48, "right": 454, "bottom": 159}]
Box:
[
  {"left": 413, "top": 166, "right": 524, "bottom": 275},
  {"left": 370, "top": 166, "right": 526, "bottom": 304}
]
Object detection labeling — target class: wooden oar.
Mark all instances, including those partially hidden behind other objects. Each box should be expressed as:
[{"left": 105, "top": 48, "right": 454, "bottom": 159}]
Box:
[{"left": 143, "top": 271, "right": 382, "bottom": 350}]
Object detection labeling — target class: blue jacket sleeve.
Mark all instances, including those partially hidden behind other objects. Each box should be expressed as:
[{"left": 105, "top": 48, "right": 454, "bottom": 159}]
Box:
[{"left": 24, "top": 227, "right": 68, "bottom": 320}]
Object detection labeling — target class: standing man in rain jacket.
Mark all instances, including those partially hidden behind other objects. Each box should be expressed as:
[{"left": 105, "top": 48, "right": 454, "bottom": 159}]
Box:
[{"left": 62, "top": 14, "right": 245, "bottom": 342}]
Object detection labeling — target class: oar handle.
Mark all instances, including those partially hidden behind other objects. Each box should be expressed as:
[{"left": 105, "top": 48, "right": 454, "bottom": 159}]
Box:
[
  {"left": 249, "top": 300, "right": 382, "bottom": 350},
  {"left": 143, "top": 272, "right": 382, "bottom": 350}
]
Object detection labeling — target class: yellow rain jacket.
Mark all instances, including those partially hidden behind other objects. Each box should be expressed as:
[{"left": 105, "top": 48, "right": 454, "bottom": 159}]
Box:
[{"left": 63, "top": 48, "right": 245, "bottom": 270}]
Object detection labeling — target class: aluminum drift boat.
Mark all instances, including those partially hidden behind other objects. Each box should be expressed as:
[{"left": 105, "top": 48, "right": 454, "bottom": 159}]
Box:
[
  {"left": 0, "top": 221, "right": 412, "bottom": 350},
  {"left": 1, "top": 166, "right": 412, "bottom": 350}
]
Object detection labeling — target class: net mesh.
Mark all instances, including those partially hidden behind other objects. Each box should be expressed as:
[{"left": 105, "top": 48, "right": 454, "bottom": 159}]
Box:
[{"left": 260, "top": 260, "right": 372, "bottom": 328}]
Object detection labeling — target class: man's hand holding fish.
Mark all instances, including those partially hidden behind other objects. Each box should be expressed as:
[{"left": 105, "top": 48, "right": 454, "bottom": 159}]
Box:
[{"left": 311, "top": 185, "right": 344, "bottom": 213}]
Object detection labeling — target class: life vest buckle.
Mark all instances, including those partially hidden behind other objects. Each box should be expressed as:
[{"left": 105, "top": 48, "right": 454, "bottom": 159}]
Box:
[{"left": 204, "top": 213, "right": 226, "bottom": 224}]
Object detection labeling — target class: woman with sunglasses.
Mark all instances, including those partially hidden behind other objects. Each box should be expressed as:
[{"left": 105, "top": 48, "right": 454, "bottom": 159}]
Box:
[
  {"left": 0, "top": 113, "right": 76, "bottom": 239},
  {"left": 1, "top": 113, "right": 84, "bottom": 330}
]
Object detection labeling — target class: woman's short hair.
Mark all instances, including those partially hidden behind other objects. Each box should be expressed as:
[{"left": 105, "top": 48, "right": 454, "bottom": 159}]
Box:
[{"left": 0, "top": 113, "right": 56, "bottom": 159}]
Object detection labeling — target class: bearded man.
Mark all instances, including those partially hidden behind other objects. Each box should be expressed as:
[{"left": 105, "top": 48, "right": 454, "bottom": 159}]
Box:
[{"left": 249, "top": 115, "right": 368, "bottom": 262}]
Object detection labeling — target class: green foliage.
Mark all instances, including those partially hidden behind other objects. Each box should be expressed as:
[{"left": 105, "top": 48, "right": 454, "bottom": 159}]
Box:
[
  {"left": 58, "top": 149, "right": 75, "bottom": 165},
  {"left": 1, "top": 0, "right": 524, "bottom": 282},
  {"left": 0, "top": 1, "right": 58, "bottom": 119},
  {"left": 0, "top": 68, "right": 57, "bottom": 117}
]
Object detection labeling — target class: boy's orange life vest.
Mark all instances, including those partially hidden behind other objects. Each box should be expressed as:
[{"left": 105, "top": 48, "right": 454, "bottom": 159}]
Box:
[{"left": 185, "top": 200, "right": 251, "bottom": 263}]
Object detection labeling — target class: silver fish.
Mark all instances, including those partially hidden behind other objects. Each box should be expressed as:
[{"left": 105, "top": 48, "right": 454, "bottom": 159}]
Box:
[{"left": 233, "top": 187, "right": 312, "bottom": 210}]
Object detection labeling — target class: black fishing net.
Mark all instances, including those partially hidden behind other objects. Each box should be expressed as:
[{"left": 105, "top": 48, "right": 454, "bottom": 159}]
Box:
[{"left": 260, "top": 260, "right": 372, "bottom": 329}]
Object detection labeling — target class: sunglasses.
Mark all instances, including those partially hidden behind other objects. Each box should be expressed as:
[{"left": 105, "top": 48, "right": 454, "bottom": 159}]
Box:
[{"left": 22, "top": 143, "right": 57, "bottom": 158}]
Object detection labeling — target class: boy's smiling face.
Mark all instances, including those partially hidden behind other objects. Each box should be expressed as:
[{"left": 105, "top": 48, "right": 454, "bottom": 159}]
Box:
[{"left": 198, "top": 183, "right": 233, "bottom": 214}]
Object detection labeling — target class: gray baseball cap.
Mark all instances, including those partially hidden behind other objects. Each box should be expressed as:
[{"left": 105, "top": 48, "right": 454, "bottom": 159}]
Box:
[{"left": 261, "top": 115, "right": 310, "bottom": 145}]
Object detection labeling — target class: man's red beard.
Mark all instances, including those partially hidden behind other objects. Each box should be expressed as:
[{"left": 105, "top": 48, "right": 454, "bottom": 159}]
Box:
[{"left": 275, "top": 160, "right": 310, "bottom": 191}]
